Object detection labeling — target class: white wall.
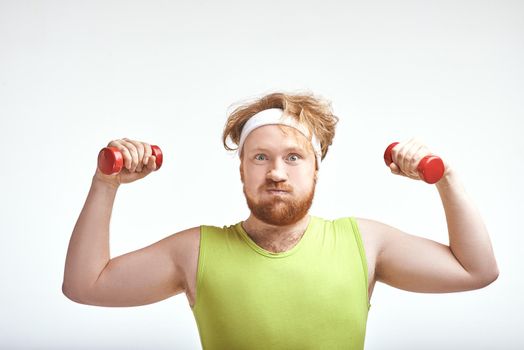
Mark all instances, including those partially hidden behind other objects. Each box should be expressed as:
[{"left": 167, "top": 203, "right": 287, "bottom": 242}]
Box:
[{"left": 1, "top": 0, "right": 522, "bottom": 349}]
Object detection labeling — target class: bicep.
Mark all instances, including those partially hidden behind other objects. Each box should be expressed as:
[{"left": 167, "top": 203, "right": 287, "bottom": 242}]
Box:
[
  {"left": 83, "top": 227, "right": 199, "bottom": 307},
  {"left": 359, "top": 218, "right": 475, "bottom": 293}
]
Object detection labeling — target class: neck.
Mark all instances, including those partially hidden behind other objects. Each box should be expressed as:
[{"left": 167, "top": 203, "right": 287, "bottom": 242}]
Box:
[{"left": 242, "top": 214, "right": 311, "bottom": 253}]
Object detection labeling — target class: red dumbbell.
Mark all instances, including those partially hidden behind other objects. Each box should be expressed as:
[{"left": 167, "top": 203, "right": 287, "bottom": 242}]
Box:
[
  {"left": 97, "top": 145, "right": 163, "bottom": 175},
  {"left": 384, "top": 142, "right": 444, "bottom": 184}
]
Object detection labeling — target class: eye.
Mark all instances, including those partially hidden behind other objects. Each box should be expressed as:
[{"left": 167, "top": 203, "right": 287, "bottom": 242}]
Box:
[
  {"left": 254, "top": 154, "right": 267, "bottom": 161},
  {"left": 287, "top": 154, "right": 301, "bottom": 162}
]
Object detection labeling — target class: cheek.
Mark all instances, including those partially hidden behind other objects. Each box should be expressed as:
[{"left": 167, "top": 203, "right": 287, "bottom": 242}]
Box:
[
  {"left": 242, "top": 166, "right": 265, "bottom": 188},
  {"left": 292, "top": 169, "right": 316, "bottom": 189}
]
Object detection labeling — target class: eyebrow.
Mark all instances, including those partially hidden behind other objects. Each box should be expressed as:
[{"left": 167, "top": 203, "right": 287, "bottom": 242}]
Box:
[{"left": 249, "top": 146, "right": 308, "bottom": 154}]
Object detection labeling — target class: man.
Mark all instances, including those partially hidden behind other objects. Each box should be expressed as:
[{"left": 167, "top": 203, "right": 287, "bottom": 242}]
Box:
[{"left": 62, "top": 92, "right": 498, "bottom": 349}]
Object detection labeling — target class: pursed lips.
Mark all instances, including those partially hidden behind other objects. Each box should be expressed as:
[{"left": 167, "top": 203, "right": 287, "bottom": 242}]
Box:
[{"left": 266, "top": 188, "right": 291, "bottom": 194}]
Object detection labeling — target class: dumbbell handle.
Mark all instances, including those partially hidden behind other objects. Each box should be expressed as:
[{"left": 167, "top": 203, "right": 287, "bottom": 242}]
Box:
[
  {"left": 384, "top": 142, "right": 445, "bottom": 184},
  {"left": 97, "top": 145, "right": 163, "bottom": 175}
]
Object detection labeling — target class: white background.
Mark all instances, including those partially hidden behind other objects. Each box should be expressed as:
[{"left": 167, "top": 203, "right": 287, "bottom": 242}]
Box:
[{"left": 1, "top": 0, "right": 523, "bottom": 349}]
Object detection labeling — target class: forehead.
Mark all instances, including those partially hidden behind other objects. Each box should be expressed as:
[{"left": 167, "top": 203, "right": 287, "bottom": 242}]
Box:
[{"left": 243, "top": 125, "right": 311, "bottom": 152}]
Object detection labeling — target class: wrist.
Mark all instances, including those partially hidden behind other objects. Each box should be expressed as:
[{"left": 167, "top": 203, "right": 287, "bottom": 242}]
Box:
[
  {"left": 92, "top": 173, "right": 120, "bottom": 191},
  {"left": 435, "top": 165, "right": 461, "bottom": 191}
]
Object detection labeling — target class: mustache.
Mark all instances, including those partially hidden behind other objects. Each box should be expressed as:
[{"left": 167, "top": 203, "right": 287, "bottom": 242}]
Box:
[{"left": 262, "top": 182, "right": 293, "bottom": 192}]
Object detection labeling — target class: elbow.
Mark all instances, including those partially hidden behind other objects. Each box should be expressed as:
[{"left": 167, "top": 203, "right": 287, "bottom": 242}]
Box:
[
  {"left": 471, "top": 267, "right": 499, "bottom": 289},
  {"left": 485, "top": 268, "right": 500, "bottom": 286},
  {"left": 62, "top": 282, "right": 92, "bottom": 305},
  {"left": 62, "top": 282, "right": 81, "bottom": 303}
]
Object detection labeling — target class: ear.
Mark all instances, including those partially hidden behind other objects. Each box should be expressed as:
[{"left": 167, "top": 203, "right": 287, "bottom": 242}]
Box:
[
  {"left": 314, "top": 169, "right": 319, "bottom": 182},
  {"left": 240, "top": 161, "right": 244, "bottom": 183}
]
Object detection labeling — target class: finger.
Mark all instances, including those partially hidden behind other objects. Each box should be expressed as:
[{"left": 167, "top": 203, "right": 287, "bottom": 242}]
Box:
[
  {"left": 124, "top": 138, "right": 146, "bottom": 172},
  {"left": 123, "top": 138, "right": 145, "bottom": 172},
  {"left": 403, "top": 141, "right": 422, "bottom": 178},
  {"left": 399, "top": 140, "right": 412, "bottom": 173},
  {"left": 135, "top": 154, "right": 155, "bottom": 175},
  {"left": 409, "top": 144, "right": 427, "bottom": 177},
  {"left": 389, "top": 163, "right": 400, "bottom": 175},
  {"left": 141, "top": 143, "right": 152, "bottom": 166},
  {"left": 119, "top": 138, "right": 139, "bottom": 172},
  {"left": 146, "top": 155, "right": 157, "bottom": 171},
  {"left": 391, "top": 141, "right": 407, "bottom": 170},
  {"left": 108, "top": 139, "right": 133, "bottom": 171}
]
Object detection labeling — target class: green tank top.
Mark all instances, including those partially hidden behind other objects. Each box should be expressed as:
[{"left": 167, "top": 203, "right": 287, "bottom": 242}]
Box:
[{"left": 191, "top": 215, "right": 370, "bottom": 349}]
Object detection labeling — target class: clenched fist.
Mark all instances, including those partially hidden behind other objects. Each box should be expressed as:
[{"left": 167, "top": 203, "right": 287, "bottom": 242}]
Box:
[
  {"left": 94, "top": 138, "right": 159, "bottom": 187},
  {"left": 387, "top": 138, "right": 448, "bottom": 183}
]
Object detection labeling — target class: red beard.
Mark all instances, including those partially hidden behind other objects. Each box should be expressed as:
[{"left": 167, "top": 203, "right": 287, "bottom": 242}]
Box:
[{"left": 243, "top": 181, "right": 315, "bottom": 226}]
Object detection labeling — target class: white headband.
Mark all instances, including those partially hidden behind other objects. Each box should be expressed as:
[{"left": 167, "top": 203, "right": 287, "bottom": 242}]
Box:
[{"left": 237, "top": 108, "right": 322, "bottom": 167}]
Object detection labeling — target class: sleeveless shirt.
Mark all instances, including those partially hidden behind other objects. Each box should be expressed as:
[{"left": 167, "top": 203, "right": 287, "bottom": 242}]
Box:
[{"left": 191, "top": 215, "right": 370, "bottom": 349}]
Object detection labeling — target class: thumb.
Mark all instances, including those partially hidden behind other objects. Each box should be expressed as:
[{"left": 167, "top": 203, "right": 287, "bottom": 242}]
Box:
[
  {"left": 135, "top": 156, "right": 157, "bottom": 178},
  {"left": 389, "top": 163, "right": 400, "bottom": 175}
]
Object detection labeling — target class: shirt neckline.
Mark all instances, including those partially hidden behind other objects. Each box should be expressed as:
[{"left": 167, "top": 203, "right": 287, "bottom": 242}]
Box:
[{"left": 235, "top": 215, "right": 317, "bottom": 258}]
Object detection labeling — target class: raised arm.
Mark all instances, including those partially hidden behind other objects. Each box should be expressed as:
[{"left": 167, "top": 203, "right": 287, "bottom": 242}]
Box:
[
  {"left": 62, "top": 138, "right": 197, "bottom": 307},
  {"left": 359, "top": 139, "right": 498, "bottom": 293}
]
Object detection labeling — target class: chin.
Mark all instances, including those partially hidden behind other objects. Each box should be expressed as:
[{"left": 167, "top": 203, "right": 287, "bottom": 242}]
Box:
[{"left": 244, "top": 189, "right": 315, "bottom": 227}]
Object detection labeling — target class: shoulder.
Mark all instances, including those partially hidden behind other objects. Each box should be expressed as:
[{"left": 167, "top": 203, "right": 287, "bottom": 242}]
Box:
[
  {"left": 353, "top": 217, "right": 397, "bottom": 240},
  {"left": 353, "top": 217, "right": 416, "bottom": 260},
  {"left": 351, "top": 217, "right": 391, "bottom": 260},
  {"left": 353, "top": 217, "right": 411, "bottom": 244},
  {"left": 166, "top": 227, "right": 201, "bottom": 268},
  {"left": 173, "top": 226, "right": 201, "bottom": 243},
  {"left": 164, "top": 227, "right": 201, "bottom": 293},
  {"left": 169, "top": 223, "right": 238, "bottom": 267}
]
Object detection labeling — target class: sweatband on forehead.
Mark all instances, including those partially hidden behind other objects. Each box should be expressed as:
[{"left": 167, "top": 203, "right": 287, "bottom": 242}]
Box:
[{"left": 237, "top": 108, "right": 322, "bottom": 168}]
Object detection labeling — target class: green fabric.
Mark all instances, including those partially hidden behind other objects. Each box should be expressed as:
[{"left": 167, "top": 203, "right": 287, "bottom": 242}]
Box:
[{"left": 191, "top": 215, "right": 370, "bottom": 349}]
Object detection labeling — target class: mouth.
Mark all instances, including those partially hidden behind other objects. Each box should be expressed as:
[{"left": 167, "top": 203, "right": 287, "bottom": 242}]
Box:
[{"left": 266, "top": 189, "right": 290, "bottom": 195}]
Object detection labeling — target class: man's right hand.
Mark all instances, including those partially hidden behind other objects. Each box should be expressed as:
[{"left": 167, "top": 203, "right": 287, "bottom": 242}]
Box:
[{"left": 94, "top": 138, "right": 158, "bottom": 187}]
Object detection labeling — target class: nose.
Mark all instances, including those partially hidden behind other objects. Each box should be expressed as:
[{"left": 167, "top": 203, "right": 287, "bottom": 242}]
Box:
[{"left": 266, "top": 159, "right": 287, "bottom": 182}]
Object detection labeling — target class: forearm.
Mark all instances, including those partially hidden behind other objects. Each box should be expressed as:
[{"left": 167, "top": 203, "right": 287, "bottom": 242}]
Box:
[
  {"left": 62, "top": 176, "right": 119, "bottom": 298},
  {"left": 436, "top": 167, "right": 499, "bottom": 282}
]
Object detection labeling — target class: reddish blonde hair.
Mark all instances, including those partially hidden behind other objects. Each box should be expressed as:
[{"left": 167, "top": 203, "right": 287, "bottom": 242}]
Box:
[{"left": 222, "top": 92, "right": 339, "bottom": 160}]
